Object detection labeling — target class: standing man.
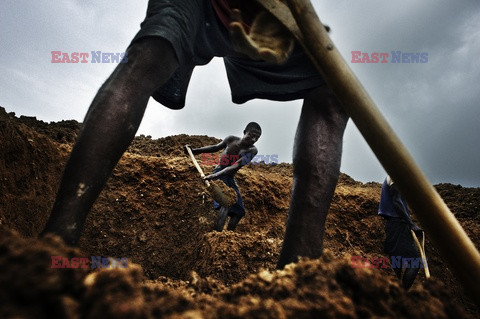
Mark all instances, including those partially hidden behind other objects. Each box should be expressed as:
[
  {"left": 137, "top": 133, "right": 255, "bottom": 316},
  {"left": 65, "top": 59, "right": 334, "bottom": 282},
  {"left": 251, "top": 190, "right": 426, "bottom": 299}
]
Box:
[
  {"left": 378, "top": 175, "right": 424, "bottom": 290},
  {"left": 187, "top": 122, "right": 261, "bottom": 231},
  {"left": 41, "top": 0, "right": 349, "bottom": 270}
]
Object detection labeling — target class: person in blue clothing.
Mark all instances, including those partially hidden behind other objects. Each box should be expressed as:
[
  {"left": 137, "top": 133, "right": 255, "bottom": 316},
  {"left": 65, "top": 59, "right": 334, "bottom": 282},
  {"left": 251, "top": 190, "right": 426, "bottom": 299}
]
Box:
[
  {"left": 378, "top": 175, "right": 424, "bottom": 290},
  {"left": 186, "top": 122, "right": 261, "bottom": 231}
]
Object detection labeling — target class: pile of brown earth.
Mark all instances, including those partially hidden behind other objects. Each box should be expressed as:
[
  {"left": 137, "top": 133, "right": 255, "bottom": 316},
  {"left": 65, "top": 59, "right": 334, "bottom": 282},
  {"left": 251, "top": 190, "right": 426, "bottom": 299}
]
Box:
[{"left": 0, "top": 106, "right": 478, "bottom": 318}]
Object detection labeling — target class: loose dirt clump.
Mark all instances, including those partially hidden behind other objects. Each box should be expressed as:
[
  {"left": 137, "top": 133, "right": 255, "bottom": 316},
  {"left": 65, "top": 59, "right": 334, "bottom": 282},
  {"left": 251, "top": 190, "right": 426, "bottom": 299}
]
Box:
[
  {"left": 0, "top": 227, "right": 88, "bottom": 318},
  {"left": 0, "top": 105, "right": 479, "bottom": 318},
  {"left": 0, "top": 227, "right": 469, "bottom": 319},
  {"left": 208, "top": 180, "right": 238, "bottom": 207}
]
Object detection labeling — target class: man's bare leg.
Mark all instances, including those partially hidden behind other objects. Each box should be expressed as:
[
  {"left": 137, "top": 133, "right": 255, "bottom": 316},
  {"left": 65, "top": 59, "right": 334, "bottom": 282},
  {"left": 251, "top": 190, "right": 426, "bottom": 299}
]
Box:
[
  {"left": 277, "top": 86, "right": 348, "bottom": 268},
  {"left": 215, "top": 207, "right": 229, "bottom": 231},
  {"left": 41, "top": 38, "right": 179, "bottom": 245}
]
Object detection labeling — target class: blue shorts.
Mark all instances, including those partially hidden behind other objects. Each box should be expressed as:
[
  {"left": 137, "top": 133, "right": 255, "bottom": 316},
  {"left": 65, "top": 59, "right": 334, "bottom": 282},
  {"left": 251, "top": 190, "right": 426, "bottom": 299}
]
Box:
[
  {"left": 211, "top": 166, "right": 245, "bottom": 218},
  {"left": 131, "top": 0, "right": 325, "bottom": 109},
  {"left": 384, "top": 218, "right": 420, "bottom": 259}
]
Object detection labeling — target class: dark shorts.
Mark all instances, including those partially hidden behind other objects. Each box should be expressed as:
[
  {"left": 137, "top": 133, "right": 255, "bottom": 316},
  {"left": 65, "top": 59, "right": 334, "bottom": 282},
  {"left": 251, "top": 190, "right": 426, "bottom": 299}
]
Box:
[
  {"left": 211, "top": 166, "right": 245, "bottom": 218},
  {"left": 384, "top": 218, "right": 420, "bottom": 259},
  {"left": 131, "top": 0, "right": 325, "bottom": 109}
]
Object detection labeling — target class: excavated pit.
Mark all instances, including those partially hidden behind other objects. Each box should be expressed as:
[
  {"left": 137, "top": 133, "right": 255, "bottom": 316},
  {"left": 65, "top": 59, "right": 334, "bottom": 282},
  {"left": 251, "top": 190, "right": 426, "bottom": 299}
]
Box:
[{"left": 1, "top": 106, "right": 478, "bottom": 318}]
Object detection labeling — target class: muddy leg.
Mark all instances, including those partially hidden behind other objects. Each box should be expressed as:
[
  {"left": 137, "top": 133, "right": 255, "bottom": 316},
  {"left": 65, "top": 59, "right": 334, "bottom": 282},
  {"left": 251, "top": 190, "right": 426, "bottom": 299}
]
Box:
[
  {"left": 40, "top": 38, "right": 179, "bottom": 245},
  {"left": 277, "top": 86, "right": 348, "bottom": 268},
  {"left": 227, "top": 215, "right": 242, "bottom": 231},
  {"left": 215, "top": 207, "right": 229, "bottom": 232},
  {"left": 393, "top": 267, "right": 403, "bottom": 280},
  {"left": 402, "top": 266, "right": 420, "bottom": 290}
]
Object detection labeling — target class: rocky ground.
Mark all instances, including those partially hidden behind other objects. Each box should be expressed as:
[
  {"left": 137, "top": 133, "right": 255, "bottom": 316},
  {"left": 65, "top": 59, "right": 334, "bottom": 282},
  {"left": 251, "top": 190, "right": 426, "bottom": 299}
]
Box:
[{"left": 0, "top": 106, "right": 478, "bottom": 318}]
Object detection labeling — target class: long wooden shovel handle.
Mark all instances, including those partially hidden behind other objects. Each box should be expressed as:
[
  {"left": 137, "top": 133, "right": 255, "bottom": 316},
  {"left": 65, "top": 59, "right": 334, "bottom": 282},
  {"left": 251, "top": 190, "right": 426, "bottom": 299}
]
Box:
[
  {"left": 185, "top": 145, "right": 211, "bottom": 187},
  {"left": 287, "top": 0, "right": 480, "bottom": 304},
  {"left": 255, "top": 0, "right": 480, "bottom": 305}
]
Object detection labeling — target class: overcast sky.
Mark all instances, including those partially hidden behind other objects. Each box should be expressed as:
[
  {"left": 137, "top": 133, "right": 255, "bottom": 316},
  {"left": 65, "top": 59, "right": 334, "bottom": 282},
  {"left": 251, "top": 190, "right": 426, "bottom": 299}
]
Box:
[{"left": 1, "top": 0, "right": 479, "bottom": 187}]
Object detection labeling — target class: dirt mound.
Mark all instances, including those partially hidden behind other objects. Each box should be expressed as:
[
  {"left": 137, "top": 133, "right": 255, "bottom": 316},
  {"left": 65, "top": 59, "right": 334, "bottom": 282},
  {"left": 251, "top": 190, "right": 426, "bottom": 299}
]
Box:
[
  {"left": 192, "top": 231, "right": 283, "bottom": 284},
  {"left": 0, "top": 228, "right": 468, "bottom": 318},
  {"left": 14, "top": 113, "right": 81, "bottom": 144},
  {"left": 0, "top": 227, "right": 88, "bottom": 318},
  {"left": 0, "top": 105, "right": 479, "bottom": 317},
  {"left": 0, "top": 108, "right": 68, "bottom": 236},
  {"left": 128, "top": 134, "right": 222, "bottom": 158},
  {"left": 435, "top": 183, "right": 480, "bottom": 221}
]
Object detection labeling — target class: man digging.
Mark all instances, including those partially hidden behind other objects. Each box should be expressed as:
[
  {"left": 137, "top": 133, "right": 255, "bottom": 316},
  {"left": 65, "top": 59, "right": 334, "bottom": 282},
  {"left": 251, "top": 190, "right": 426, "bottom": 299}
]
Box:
[
  {"left": 41, "top": 0, "right": 349, "bottom": 269},
  {"left": 185, "top": 122, "right": 261, "bottom": 231}
]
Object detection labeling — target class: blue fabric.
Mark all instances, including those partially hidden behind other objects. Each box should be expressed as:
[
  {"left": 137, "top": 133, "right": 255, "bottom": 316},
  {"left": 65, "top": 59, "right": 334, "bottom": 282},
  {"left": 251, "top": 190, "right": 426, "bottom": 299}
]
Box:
[
  {"left": 384, "top": 218, "right": 420, "bottom": 257},
  {"left": 378, "top": 178, "right": 421, "bottom": 233},
  {"left": 212, "top": 166, "right": 245, "bottom": 217},
  {"left": 378, "top": 179, "right": 410, "bottom": 219}
]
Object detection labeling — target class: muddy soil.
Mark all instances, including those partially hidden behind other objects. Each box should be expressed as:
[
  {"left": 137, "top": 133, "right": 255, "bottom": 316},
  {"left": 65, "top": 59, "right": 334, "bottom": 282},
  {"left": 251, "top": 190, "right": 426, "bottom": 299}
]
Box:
[{"left": 1, "top": 106, "right": 478, "bottom": 318}]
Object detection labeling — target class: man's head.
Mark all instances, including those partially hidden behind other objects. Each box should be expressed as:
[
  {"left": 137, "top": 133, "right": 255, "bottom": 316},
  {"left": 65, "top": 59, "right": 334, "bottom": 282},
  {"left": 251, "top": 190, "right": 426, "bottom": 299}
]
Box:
[{"left": 242, "top": 122, "right": 262, "bottom": 145}]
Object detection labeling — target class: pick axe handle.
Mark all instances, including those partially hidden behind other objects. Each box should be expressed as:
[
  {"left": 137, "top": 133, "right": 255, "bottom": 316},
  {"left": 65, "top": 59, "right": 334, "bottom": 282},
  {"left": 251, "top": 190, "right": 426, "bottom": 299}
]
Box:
[
  {"left": 185, "top": 145, "right": 211, "bottom": 187},
  {"left": 411, "top": 230, "right": 431, "bottom": 279},
  {"left": 280, "top": 0, "right": 480, "bottom": 305}
]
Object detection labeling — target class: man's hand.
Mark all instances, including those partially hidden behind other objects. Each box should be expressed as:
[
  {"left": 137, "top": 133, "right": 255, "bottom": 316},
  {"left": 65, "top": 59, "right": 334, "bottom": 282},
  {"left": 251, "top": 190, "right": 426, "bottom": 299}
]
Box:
[{"left": 202, "top": 174, "right": 215, "bottom": 181}]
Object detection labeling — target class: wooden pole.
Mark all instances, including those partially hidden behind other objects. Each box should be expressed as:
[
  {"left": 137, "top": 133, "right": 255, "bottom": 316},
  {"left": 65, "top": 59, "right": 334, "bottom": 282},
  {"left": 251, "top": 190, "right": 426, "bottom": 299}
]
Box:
[
  {"left": 185, "top": 145, "right": 210, "bottom": 187},
  {"left": 281, "top": 0, "right": 480, "bottom": 305},
  {"left": 411, "top": 230, "right": 431, "bottom": 279}
]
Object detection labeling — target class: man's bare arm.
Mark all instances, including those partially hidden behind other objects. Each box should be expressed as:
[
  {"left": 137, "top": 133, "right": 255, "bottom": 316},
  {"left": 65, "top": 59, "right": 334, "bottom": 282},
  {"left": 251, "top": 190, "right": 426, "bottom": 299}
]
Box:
[
  {"left": 204, "top": 146, "right": 258, "bottom": 180},
  {"left": 190, "top": 142, "right": 224, "bottom": 155},
  {"left": 186, "top": 136, "right": 233, "bottom": 155}
]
